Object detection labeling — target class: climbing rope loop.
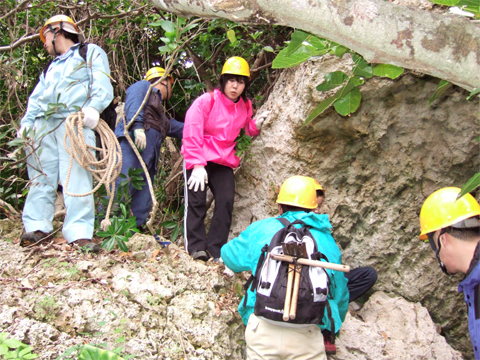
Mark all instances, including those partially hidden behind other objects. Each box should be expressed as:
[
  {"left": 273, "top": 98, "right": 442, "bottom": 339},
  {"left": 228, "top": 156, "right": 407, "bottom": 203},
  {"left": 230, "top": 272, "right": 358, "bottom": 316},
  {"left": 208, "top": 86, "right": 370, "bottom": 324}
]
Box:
[{"left": 63, "top": 111, "right": 122, "bottom": 230}]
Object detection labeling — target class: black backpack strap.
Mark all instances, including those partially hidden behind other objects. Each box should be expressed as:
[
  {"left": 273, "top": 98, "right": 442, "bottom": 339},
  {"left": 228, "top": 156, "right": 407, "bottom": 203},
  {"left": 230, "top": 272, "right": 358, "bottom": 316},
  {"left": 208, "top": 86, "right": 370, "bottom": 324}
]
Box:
[
  {"left": 313, "top": 252, "right": 329, "bottom": 262},
  {"left": 276, "top": 217, "right": 291, "bottom": 227},
  {"left": 78, "top": 43, "right": 89, "bottom": 62},
  {"left": 289, "top": 219, "right": 306, "bottom": 226},
  {"left": 243, "top": 243, "right": 269, "bottom": 307},
  {"left": 242, "top": 276, "right": 254, "bottom": 307},
  {"left": 325, "top": 301, "right": 335, "bottom": 343},
  {"left": 41, "top": 59, "right": 53, "bottom": 78}
]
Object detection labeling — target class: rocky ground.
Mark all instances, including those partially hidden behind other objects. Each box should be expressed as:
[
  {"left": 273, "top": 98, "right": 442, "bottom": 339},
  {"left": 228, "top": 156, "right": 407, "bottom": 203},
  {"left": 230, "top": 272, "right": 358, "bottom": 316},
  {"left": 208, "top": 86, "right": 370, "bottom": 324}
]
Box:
[
  {"left": 0, "top": 218, "right": 245, "bottom": 359},
  {"left": 0, "top": 218, "right": 465, "bottom": 359}
]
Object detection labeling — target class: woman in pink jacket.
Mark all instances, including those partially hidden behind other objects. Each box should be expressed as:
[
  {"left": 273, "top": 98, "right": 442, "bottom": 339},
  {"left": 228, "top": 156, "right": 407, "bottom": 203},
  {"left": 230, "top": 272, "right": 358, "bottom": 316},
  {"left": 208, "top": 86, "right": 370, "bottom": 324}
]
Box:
[{"left": 181, "top": 57, "right": 269, "bottom": 261}]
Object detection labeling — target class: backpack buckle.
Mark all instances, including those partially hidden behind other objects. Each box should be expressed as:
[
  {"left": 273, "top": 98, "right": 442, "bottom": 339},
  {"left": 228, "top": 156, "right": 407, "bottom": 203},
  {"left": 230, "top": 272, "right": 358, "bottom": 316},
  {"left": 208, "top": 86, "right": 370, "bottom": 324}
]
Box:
[{"left": 260, "top": 281, "right": 271, "bottom": 289}]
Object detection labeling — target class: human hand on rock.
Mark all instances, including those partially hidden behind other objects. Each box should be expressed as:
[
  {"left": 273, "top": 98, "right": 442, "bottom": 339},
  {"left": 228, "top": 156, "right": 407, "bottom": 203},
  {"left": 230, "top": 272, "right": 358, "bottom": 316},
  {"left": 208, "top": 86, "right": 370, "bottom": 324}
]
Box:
[{"left": 255, "top": 110, "right": 271, "bottom": 130}]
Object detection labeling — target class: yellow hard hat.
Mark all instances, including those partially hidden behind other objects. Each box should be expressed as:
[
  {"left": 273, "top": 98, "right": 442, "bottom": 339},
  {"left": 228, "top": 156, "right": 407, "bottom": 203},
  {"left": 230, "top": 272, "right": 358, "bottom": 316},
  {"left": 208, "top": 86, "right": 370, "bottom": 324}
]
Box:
[
  {"left": 145, "top": 67, "right": 173, "bottom": 82},
  {"left": 276, "top": 176, "right": 317, "bottom": 210},
  {"left": 40, "top": 15, "right": 80, "bottom": 43},
  {"left": 311, "top": 178, "right": 325, "bottom": 191},
  {"left": 419, "top": 187, "right": 480, "bottom": 240},
  {"left": 221, "top": 57, "right": 250, "bottom": 79}
]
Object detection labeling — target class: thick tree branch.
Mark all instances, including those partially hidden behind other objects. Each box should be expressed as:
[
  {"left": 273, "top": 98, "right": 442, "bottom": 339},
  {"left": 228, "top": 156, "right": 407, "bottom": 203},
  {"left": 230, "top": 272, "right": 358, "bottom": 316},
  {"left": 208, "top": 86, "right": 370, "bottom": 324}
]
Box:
[
  {"left": 0, "top": 7, "right": 147, "bottom": 53},
  {"left": 211, "top": 39, "right": 229, "bottom": 64},
  {"left": 150, "top": 0, "right": 480, "bottom": 91},
  {"left": 0, "top": 33, "right": 41, "bottom": 53},
  {"left": 250, "top": 49, "right": 266, "bottom": 82},
  {"left": 186, "top": 46, "right": 214, "bottom": 91},
  {"left": 0, "top": 0, "right": 30, "bottom": 21}
]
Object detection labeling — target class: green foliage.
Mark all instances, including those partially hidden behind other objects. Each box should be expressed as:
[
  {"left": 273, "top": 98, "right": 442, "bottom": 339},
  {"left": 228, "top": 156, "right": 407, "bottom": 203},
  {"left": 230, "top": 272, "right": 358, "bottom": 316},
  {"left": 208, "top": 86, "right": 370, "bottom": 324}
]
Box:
[
  {"left": 149, "top": 16, "right": 200, "bottom": 56},
  {"left": 352, "top": 54, "right": 373, "bottom": 78},
  {"left": 95, "top": 167, "right": 144, "bottom": 232},
  {"left": 234, "top": 281, "right": 244, "bottom": 299},
  {"left": 457, "top": 172, "right": 480, "bottom": 199},
  {"left": 96, "top": 204, "right": 138, "bottom": 252},
  {"left": 305, "top": 75, "right": 365, "bottom": 124},
  {"left": 33, "top": 295, "right": 60, "bottom": 322},
  {"left": 78, "top": 345, "right": 124, "bottom": 360},
  {"left": 272, "top": 30, "right": 406, "bottom": 121},
  {"left": 159, "top": 205, "right": 184, "bottom": 243},
  {"left": 467, "top": 88, "right": 480, "bottom": 100},
  {"left": 54, "top": 344, "right": 84, "bottom": 360},
  {"left": 427, "top": 0, "right": 480, "bottom": 18},
  {"left": 234, "top": 129, "right": 253, "bottom": 158},
  {"left": 227, "top": 29, "right": 237, "bottom": 44},
  {"left": 457, "top": 135, "right": 480, "bottom": 198},
  {"left": 0, "top": 333, "right": 39, "bottom": 360},
  {"left": 146, "top": 294, "right": 164, "bottom": 306},
  {"left": 1, "top": 0, "right": 287, "bottom": 253},
  {"left": 316, "top": 71, "right": 348, "bottom": 91},
  {"left": 272, "top": 31, "right": 333, "bottom": 69},
  {"left": 372, "top": 64, "right": 404, "bottom": 79},
  {"left": 428, "top": 80, "right": 453, "bottom": 105},
  {"left": 0, "top": 125, "right": 28, "bottom": 212},
  {"left": 334, "top": 87, "right": 362, "bottom": 116},
  {"left": 429, "top": 0, "right": 461, "bottom": 4}
]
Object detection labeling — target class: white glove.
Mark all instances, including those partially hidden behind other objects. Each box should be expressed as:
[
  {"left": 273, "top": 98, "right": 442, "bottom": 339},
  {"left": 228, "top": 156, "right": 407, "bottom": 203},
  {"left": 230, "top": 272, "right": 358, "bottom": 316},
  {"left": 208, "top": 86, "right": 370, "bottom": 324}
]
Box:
[
  {"left": 81, "top": 107, "right": 100, "bottom": 129},
  {"left": 134, "top": 129, "right": 147, "bottom": 152},
  {"left": 255, "top": 110, "right": 271, "bottom": 130},
  {"left": 17, "top": 124, "right": 32, "bottom": 139},
  {"left": 188, "top": 165, "right": 208, "bottom": 192}
]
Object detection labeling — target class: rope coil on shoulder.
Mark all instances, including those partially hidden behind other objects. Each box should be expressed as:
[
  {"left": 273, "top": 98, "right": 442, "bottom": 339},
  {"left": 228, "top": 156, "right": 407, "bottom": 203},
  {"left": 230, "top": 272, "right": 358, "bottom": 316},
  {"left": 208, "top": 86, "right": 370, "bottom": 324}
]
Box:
[{"left": 63, "top": 111, "right": 122, "bottom": 230}]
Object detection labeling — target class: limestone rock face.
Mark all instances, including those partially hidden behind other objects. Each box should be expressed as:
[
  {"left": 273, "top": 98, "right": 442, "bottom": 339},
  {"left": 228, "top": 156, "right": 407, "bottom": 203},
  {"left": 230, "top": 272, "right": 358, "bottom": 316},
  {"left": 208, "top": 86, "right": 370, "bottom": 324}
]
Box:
[
  {"left": 0, "top": 223, "right": 467, "bottom": 359},
  {"left": 333, "top": 292, "right": 463, "bottom": 360},
  {"left": 0, "top": 230, "right": 245, "bottom": 359},
  {"left": 232, "top": 54, "right": 479, "bottom": 357}
]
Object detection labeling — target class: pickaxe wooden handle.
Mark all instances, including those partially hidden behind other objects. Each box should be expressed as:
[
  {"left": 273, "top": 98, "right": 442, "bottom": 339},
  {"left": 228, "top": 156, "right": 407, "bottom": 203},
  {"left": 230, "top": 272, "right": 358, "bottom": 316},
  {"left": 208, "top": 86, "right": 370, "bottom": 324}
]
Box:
[
  {"left": 289, "top": 263, "right": 302, "bottom": 320},
  {"left": 271, "top": 254, "right": 350, "bottom": 273},
  {"left": 283, "top": 263, "right": 295, "bottom": 321}
]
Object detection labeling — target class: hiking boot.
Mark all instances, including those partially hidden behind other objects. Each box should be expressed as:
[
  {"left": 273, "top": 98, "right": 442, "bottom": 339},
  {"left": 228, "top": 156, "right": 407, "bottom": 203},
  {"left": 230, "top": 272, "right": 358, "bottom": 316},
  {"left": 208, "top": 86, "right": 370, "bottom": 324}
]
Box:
[
  {"left": 73, "top": 239, "right": 100, "bottom": 253},
  {"left": 324, "top": 336, "right": 337, "bottom": 355},
  {"left": 191, "top": 250, "right": 208, "bottom": 261},
  {"left": 20, "top": 230, "right": 52, "bottom": 247}
]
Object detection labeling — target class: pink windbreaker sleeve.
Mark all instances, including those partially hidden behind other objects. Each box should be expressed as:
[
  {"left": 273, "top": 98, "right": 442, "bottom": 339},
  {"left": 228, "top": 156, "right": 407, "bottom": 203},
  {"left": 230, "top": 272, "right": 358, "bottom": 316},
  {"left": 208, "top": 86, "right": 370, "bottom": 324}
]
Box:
[
  {"left": 244, "top": 99, "right": 260, "bottom": 137},
  {"left": 181, "top": 93, "right": 211, "bottom": 169}
]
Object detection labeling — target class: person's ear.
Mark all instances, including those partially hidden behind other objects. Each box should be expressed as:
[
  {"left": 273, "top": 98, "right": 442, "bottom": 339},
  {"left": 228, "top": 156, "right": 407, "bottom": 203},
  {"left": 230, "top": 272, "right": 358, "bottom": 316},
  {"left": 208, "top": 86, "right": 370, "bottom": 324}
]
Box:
[
  {"left": 439, "top": 232, "right": 449, "bottom": 248},
  {"left": 278, "top": 204, "right": 283, "bottom": 215}
]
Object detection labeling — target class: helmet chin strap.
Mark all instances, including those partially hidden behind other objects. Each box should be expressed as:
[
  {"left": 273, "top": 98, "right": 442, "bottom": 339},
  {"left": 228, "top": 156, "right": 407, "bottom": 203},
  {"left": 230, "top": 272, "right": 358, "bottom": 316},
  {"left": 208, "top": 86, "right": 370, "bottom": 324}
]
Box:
[
  {"left": 47, "top": 22, "right": 64, "bottom": 56},
  {"left": 427, "top": 230, "right": 453, "bottom": 276}
]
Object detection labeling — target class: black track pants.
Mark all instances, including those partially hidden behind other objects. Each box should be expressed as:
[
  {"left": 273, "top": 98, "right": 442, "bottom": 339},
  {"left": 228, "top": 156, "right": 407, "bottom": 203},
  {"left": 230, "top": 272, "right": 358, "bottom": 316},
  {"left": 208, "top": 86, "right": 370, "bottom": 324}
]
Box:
[
  {"left": 183, "top": 162, "right": 235, "bottom": 258},
  {"left": 345, "top": 267, "right": 377, "bottom": 302},
  {"left": 322, "top": 267, "right": 377, "bottom": 339}
]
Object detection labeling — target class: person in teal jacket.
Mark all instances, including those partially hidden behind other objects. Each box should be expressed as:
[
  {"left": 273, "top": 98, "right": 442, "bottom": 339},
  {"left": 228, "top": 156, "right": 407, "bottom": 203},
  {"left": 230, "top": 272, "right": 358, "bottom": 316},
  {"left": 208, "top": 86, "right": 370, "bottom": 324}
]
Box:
[
  {"left": 18, "top": 15, "right": 113, "bottom": 252},
  {"left": 221, "top": 175, "right": 349, "bottom": 360}
]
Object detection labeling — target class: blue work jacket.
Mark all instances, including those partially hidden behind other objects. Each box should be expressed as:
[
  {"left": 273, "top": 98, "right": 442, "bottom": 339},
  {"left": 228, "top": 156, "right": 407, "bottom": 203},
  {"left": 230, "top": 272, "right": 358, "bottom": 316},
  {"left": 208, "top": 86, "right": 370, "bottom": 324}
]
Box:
[
  {"left": 115, "top": 80, "right": 183, "bottom": 139},
  {"left": 459, "top": 260, "right": 480, "bottom": 359},
  {"left": 221, "top": 211, "right": 349, "bottom": 333},
  {"left": 20, "top": 43, "right": 113, "bottom": 127}
]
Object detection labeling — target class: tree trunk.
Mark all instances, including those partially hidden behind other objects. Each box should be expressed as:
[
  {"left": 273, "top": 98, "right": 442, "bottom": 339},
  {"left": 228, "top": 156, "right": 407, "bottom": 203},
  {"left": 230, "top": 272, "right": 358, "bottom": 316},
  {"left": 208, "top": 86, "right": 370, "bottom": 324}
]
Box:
[{"left": 151, "top": 0, "right": 480, "bottom": 91}]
